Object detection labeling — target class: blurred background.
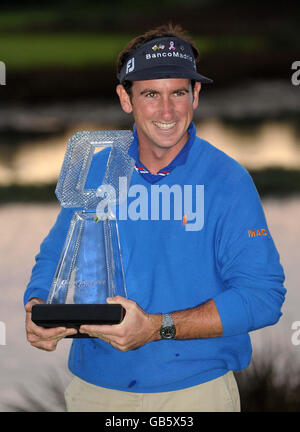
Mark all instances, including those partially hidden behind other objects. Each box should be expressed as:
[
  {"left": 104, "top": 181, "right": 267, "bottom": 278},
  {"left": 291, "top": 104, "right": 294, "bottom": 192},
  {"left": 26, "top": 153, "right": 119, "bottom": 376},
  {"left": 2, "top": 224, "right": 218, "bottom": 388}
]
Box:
[{"left": 0, "top": 0, "right": 300, "bottom": 412}]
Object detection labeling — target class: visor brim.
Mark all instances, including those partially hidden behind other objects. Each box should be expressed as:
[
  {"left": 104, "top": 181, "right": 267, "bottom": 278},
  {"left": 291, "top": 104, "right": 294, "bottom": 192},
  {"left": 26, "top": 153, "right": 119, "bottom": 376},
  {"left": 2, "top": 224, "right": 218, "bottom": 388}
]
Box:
[{"left": 119, "top": 65, "right": 213, "bottom": 84}]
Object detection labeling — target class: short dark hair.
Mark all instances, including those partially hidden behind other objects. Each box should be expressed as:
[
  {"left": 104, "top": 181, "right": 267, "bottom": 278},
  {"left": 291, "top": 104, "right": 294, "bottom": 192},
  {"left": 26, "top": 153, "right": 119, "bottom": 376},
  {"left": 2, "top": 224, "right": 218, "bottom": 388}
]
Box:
[{"left": 116, "top": 23, "right": 200, "bottom": 96}]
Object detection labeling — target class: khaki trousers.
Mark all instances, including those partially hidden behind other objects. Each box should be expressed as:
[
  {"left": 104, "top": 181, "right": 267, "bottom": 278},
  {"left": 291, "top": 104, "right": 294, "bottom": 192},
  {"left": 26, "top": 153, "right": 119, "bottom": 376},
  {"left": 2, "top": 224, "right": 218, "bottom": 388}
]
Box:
[{"left": 64, "top": 371, "right": 240, "bottom": 412}]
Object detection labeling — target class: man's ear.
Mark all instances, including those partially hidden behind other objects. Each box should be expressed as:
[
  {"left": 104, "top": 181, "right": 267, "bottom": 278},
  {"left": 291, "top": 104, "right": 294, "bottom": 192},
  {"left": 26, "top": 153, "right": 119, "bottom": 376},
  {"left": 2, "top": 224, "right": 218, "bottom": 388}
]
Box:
[
  {"left": 116, "top": 84, "right": 133, "bottom": 114},
  {"left": 192, "top": 82, "right": 201, "bottom": 110}
]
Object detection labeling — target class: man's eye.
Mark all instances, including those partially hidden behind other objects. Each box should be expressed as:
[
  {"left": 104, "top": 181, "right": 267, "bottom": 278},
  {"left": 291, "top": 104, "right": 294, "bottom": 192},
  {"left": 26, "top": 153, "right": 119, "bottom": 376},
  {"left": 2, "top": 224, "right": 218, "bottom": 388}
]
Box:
[
  {"left": 174, "top": 91, "right": 186, "bottom": 97},
  {"left": 146, "top": 92, "right": 156, "bottom": 98}
]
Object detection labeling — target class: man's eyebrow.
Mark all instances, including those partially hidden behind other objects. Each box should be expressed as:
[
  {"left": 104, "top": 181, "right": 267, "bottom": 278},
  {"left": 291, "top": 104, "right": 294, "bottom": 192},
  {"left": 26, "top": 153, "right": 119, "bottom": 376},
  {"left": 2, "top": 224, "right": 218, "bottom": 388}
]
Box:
[
  {"left": 173, "top": 87, "right": 190, "bottom": 93},
  {"left": 139, "top": 88, "right": 158, "bottom": 95},
  {"left": 139, "top": 87, "right": 190, "bottom": 95}
]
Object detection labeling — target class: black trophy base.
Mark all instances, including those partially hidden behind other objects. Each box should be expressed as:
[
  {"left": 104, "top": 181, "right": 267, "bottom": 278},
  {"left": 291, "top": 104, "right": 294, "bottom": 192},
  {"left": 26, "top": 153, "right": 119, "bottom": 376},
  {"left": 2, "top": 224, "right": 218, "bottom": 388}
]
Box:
[{"left": 31, "top": 304, "right": 126, "bottom": 338}]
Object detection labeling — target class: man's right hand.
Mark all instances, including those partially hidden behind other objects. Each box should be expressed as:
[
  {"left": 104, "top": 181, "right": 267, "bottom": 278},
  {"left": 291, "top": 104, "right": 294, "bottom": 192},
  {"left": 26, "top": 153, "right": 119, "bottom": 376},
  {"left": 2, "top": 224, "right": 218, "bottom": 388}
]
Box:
[{"left": 25, "top": 297, "right": 77, "bottom": 351}]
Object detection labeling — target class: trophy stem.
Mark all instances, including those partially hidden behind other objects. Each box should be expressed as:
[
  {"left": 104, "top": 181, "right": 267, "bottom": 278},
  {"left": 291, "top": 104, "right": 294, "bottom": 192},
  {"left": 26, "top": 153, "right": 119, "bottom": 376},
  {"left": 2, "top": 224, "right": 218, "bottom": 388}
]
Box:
[{"left": 104, "top": 218, "right": 115, "bottom": 298}]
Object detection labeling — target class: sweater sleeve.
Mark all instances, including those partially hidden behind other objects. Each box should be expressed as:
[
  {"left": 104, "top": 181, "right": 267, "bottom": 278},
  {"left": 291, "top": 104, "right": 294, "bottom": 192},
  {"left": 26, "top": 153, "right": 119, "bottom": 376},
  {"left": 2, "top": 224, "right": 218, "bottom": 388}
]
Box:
[
  {"left": 213, "top": 170, "right": 286, "bottom": 337},
  {"left": 23, "top": 207, "right": 75, "bottom": 305}
]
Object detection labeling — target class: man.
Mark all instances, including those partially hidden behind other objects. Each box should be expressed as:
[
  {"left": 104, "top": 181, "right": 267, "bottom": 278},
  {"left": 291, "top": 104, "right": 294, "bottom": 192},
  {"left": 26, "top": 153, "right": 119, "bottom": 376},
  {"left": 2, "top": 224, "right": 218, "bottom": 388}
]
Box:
[{"left": 24, "top": 24, "right": 286, "bottom": 412}]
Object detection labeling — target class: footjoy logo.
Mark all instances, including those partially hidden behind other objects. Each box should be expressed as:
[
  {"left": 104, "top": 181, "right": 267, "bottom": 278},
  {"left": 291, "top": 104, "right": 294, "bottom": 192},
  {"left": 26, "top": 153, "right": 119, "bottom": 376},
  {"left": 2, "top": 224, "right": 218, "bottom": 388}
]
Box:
[
  {"left": 291, "top": 61, "right": 300, "bottom": 86},
  {"left": 96, "top": 177, "right": 205, "bottom": 232},
  {"left": 126, "top": 58, "right": 135, "bottom": 74},
  {"left": 0, "top": 321, "right": 6, "bottom": 345},
  {"left": 0, "top": 61, "right": 6, "bottom": 85}
]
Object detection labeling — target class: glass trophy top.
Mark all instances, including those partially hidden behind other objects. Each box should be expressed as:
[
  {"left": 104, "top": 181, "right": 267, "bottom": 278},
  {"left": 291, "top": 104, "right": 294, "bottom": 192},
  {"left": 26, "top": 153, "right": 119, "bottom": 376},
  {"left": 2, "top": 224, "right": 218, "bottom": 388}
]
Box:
[
  {"left": 46, "top": 130, "right": 134, "bottom": 306},
  {"left": 55, "top": 130, "right": 135, "bottom": 209}
]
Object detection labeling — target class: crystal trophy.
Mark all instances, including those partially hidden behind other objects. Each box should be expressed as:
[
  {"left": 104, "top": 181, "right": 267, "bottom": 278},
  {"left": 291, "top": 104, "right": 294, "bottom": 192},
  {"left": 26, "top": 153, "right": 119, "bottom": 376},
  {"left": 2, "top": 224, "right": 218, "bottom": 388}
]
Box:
[{"left": 32, "top": 130, "right": 135, "bottom": 337}]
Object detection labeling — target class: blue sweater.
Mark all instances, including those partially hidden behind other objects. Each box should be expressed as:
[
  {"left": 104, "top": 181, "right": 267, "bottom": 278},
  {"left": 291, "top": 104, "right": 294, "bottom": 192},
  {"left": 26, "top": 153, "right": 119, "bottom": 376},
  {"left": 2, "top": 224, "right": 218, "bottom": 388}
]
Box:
[{"left": 24, "top": 124, "right": 286, "bottom": 392}]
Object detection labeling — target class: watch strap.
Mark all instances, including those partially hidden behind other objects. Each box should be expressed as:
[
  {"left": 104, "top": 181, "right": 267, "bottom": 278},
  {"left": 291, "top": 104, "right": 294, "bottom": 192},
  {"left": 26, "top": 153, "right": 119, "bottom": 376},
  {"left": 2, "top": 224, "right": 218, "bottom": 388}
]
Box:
[{"left": 162, "top": 313, "right": 174, "bottom": 328}]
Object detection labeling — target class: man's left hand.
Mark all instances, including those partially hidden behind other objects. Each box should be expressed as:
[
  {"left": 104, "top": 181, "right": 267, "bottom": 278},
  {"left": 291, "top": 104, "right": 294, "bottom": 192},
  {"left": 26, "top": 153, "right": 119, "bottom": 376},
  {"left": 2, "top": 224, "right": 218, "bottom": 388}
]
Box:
[{"left": 79, "top": 296, "right": 162, "bottom": 351}]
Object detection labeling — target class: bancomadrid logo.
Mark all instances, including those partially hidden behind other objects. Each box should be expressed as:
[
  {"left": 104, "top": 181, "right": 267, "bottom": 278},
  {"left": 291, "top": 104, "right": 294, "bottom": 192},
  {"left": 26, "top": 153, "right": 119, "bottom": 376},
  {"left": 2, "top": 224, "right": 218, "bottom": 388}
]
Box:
[
  {"left": 0, "top": 61, "right": 6, "bottom": 85},
  {"left": 146, "top": 51, "right": 194, "bottom": 63}
]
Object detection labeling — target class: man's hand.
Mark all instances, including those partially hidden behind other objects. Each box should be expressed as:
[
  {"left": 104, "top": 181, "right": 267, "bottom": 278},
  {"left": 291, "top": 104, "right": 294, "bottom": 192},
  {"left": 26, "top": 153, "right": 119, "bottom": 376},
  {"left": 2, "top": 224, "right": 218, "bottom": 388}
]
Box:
[
  {"left": 79, "top": 296, "right": 162, "bottom": 351},
  {"left": 25, "top": 297, "right": 77, "bottom": 351}
]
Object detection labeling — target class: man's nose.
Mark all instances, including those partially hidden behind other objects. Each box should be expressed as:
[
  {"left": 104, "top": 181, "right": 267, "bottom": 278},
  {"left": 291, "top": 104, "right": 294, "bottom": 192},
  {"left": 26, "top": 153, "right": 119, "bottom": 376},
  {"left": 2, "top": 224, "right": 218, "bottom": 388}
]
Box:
[{"left": 159, "top": 97, "right": 174, "bottom": 121}]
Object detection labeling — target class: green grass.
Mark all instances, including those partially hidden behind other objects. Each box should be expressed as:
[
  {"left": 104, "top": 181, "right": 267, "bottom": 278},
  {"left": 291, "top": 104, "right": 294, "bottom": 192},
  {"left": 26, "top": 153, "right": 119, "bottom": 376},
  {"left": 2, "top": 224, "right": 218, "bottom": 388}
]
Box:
[
  {"left": 0, "top": 2, "right": 181, "bottom": 31},
  {"left": 0, "top": 32, "right": 265, "bottom": 70},
  {"left": 0, "top": 33, "right": 134, "bottom": 69},
  {"left": 0, "top": 9, "right": 60, "bottom": 29}
]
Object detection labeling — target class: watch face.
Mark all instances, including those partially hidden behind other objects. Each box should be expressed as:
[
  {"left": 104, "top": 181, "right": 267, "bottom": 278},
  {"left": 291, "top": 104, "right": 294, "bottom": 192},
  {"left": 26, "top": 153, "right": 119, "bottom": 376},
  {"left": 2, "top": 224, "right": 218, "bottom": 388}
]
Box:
[{"left": 160, "top": 325, "right": 176, "bottom": 339}]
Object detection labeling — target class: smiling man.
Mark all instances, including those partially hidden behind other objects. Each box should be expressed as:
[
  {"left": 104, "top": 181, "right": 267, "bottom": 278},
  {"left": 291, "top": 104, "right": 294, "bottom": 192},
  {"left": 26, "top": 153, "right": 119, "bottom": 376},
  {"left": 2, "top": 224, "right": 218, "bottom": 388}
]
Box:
[
  {"left": 117, "top": 78, "right": 200, "bottom": 174},
  {"left": 24, "top": 24, "right": 286, "bottom": 412}
]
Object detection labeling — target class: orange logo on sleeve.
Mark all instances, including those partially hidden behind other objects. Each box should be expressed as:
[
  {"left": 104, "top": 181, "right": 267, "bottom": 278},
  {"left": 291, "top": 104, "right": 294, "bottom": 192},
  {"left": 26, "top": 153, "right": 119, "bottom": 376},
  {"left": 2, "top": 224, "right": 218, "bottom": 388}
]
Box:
[
  {"left": 248, "top": 228, "right": 268, "bottom": 237},
  {"left": 182, "top": 214, "right": 188, "bottom": 225}
]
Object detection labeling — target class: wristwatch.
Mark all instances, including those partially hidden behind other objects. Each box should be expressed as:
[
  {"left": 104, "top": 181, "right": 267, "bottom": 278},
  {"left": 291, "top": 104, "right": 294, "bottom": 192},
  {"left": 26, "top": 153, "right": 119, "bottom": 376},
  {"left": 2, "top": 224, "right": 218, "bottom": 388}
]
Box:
[{"left": 160, "top": 313, "right": 176, "bottom": 339}]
